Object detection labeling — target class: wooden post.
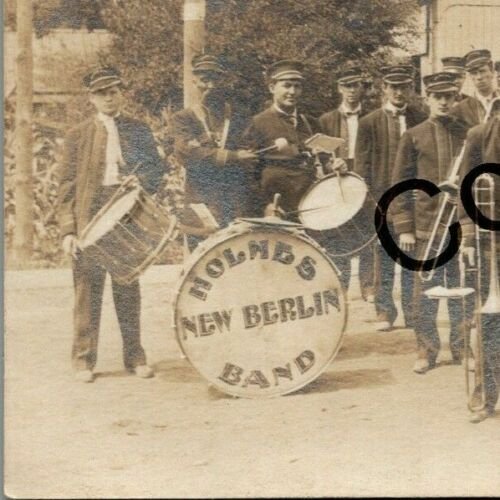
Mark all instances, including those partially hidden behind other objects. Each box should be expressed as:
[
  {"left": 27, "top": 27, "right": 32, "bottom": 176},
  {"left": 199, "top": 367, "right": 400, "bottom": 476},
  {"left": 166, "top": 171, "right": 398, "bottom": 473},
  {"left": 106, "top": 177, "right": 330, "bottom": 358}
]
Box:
[
  {"left": 183, "top": 0, "right": 206, "bottom": 108},
  {"left": 13, "top": 0, "right": 34, "bottom": 267}
]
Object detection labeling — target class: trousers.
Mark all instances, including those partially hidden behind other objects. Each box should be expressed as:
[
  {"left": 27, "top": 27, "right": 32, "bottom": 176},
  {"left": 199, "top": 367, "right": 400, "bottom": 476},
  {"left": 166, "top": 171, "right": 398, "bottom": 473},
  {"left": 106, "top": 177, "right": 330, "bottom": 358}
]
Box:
[
  {"left": 71, "top": 186, "right": 146, "bottom": 371},
  {"left": 412, "top": 239, "right": 465, "bottom": 362},
  {"left": 374, "top": 235, "right": 414, "bottom": 326}
]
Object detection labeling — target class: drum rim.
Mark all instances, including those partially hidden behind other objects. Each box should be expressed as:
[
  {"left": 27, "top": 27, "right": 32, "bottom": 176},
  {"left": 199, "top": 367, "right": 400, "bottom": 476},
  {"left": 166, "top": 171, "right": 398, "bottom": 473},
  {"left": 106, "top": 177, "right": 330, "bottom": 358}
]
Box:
[
  {"left": 172, "top": 224, "right": 348, "bottom": 398},
  {"left": 79, "top": 186, "right": 142, "bottom": 248}
]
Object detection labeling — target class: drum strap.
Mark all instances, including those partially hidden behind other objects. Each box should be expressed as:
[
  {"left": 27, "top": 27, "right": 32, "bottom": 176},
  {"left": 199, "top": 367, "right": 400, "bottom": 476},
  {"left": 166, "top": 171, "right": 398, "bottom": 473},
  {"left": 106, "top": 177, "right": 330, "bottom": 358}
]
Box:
[
  {"left": 300, "top": 114, "right": 314, "bottom": 137},
  {"left": 193, "top": 103, "right": 231, "bottom": 150}
]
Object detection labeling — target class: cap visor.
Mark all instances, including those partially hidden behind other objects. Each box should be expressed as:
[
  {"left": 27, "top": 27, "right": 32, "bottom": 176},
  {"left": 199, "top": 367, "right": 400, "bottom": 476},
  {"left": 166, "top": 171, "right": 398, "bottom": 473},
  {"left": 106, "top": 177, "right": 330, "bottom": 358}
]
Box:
[
  {"left": 89, "top": 78, "right": 122, "bottom": 93},
  {"left": 383, "top": 77, "right": 413, "bottom": 84},
  {"left": 338, "top": 76, "right": 363, "bottom": 85}
]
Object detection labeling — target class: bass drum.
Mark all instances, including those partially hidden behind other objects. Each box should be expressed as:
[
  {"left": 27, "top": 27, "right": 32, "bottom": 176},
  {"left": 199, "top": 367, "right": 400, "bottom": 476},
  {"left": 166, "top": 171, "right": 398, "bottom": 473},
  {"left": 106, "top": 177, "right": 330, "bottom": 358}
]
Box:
[
  {"left": 298, "top": 172, "right": 379, "bottom": 257},
  {"left": 173, "top": 219, "right": 347, "bottom": 398}
]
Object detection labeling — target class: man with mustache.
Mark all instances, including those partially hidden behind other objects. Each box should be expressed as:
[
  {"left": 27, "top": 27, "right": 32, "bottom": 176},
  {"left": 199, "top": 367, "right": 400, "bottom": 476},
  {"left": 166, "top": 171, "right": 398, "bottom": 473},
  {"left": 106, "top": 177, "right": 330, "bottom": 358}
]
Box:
[
  {"left": 451, "top": 49, "right": 498, "bottom": 128},
  {"left": 392, "top": 72, "right": 469, "bottom": 374},
  {"left": 172, "top": 54, "right": 259, "bottom": 249}
]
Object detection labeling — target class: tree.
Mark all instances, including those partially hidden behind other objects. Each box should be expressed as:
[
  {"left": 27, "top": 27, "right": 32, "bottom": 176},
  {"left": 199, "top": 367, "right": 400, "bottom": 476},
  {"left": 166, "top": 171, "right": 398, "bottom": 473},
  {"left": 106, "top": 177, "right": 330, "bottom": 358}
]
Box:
[
  {"left": 13, "top": 0, "right": 34, "bottom": 267},
  {"left": 101, "top": 0, "right": 420, "bottom": 116}
]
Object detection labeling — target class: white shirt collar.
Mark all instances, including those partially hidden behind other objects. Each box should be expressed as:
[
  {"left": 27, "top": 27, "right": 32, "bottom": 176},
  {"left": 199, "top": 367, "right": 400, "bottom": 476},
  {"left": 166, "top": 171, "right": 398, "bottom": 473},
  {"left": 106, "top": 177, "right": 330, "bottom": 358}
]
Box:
[
  {"left": 273, "top": 103, "right": 297, "bottom": 117},
  {"left": 339, "top": 102, "right": 361, "bottom": 115},
  {"left": 475, "top": 89, "right": 498, "bottom": 110},
  {"left": 384, "top": 101, "right": 407, "bottom": 115},
  {"left": 97, "top": 111, "right": 120, "bottom": 122}
]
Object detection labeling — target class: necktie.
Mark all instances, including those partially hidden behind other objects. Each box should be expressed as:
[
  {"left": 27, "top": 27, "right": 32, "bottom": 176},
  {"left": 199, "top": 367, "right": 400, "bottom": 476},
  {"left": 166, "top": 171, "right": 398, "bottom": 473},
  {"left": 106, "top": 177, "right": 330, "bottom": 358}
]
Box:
[
  {"left": 99, "top": 115, "right": 124, "bottom": 186},
  {"left": 282, "top": 113, "right": 297, "bottom": 128}
]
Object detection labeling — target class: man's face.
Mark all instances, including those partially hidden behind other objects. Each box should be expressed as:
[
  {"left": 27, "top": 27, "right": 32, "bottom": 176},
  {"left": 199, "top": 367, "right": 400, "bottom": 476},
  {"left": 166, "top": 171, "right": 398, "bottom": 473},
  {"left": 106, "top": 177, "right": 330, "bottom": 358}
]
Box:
[
  {"left": 452, "top": 72, "right": 466, "bottom": 91},
  {"left": 469, "top": 63, "right": 495, "bottom": 95},
  {"left": 89, "top": 86, "right": 123, "bottom": 116},
  {"left": 269, "top": 79, "right": 303, "bottom": 110},
  {"left": 383, "top": 82, "right": 412, "bottom": 107},
  {"left": 193, "top": 72, "right": 224, "bottom": 92},
  {"left": 338, "top": 81, "right": 363, "bottom": 106},
  {"left": 193, "top": 72, "right": 226, "bottom": 107},
  {"left": 426, "top": 91, "right": 456, "bottom": 118}
]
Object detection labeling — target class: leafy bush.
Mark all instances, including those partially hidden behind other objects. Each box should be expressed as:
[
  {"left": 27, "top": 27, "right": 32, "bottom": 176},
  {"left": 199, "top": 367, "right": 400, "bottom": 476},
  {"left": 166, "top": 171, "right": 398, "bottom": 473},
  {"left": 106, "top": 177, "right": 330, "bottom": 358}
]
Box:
[{"left": 5, "top": 0, "right": 421, "bottom": 268}]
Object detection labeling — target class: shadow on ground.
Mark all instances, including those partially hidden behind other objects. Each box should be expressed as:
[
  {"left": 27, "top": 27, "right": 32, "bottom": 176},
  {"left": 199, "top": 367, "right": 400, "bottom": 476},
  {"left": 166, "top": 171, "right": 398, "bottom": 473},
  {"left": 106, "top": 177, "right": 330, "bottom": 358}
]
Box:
[
  {"left": 337, "top": 329, "right": 416, "bottom": 360},
  {"left": 153, "top": 358, "right": 203, "bottom": 383},
  {"left": 291, "top": 368, "right": 395, "bottom": 396}
]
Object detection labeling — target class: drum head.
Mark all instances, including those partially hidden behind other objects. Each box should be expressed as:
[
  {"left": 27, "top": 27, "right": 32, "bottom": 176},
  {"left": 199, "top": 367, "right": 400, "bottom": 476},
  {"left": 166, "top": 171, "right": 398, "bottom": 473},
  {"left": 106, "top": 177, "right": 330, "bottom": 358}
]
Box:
[
  {"left": 299, "top": 173, "right": 367, "bottom": 230},
  {"left": 80, "top": 189, "right": 139, "bottom": 247},
  {"left": 174, "top": 227, "right": 347, "bottom": 398}
]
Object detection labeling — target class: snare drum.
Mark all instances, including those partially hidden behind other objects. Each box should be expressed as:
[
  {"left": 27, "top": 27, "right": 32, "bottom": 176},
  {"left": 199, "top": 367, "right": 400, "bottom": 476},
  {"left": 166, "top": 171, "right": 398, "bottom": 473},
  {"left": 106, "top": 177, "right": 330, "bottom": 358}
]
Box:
[
  {"left": 79, "top": 186, "right": 177, "bottom": 284},
  {"left": 298, "top": 172, "right": 379, "bottom": 256},
  {"left": 174, "top": 219, "right": 347, "bottom": 398}
]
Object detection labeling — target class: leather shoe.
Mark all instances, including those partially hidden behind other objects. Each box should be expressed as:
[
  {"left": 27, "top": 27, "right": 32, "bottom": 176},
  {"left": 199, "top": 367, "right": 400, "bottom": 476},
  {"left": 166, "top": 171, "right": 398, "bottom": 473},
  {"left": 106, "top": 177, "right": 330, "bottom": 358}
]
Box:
[
  {"left": 469, "top": 408, "right": 494, "bottom": 424},
  {"left": 134, "top": 365, "right": 154, "bottom": 378},
  {"left": 75, "top": 369, "right": 94, "bottom": 383},
  {"left": 374, "top": 320, "right": 392, "bottom": 332},
  {"left": 413, "top": 359, "right": 430, "bottom": 374}
]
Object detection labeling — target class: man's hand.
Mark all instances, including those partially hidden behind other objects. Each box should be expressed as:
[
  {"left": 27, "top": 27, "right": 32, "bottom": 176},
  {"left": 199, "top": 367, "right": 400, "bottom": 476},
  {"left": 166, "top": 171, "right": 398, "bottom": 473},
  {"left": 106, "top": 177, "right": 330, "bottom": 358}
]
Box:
[
  {"left": 461, "top": 245, "right": 476, "bottom": 267},
  {"left": 62, "top": 234, "right": 79, "bottom": 259},
  {"left": 235, "top": 149, "right": 258, "bottom": 163},
  {"left": 264, "top": 202, "right": 285, "bottom": 218},
  {"left": 121, "top": 174, "right": 140, "bottom": 189},
  {"left": 399, "top": 233, "right": 416, "bottom": 252},
  {"left": 331, "top": 157, "right": 348, "bottom": 175}
]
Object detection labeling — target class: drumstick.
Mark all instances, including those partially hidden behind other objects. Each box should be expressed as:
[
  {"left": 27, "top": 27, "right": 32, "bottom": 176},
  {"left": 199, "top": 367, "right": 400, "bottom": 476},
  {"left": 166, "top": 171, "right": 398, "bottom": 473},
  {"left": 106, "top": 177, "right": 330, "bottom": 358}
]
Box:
[
  {"left": 329, "top": 152, "right": 346, "bottom": 202},
  {"left": 336, "top": 170, "right": 346, "bottom": 202},
  {"left": 254, "top": 138, "right": 289, "bottom": 155},
  {"left": 287, "top": 203, "right": 337, "bottom": 216},
  {"left": 272, "top": 193, "right": 281, "bottom": 215}
]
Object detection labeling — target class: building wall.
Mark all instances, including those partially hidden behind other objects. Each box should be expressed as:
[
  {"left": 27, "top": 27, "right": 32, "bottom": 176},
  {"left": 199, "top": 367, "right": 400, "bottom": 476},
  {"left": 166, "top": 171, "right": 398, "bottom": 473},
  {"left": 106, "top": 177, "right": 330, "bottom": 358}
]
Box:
[
  {"left": 421, "top": 0, "right": 500, "bottom": 93},
  {"left": 4, "top": 29, "right": 112, "bottom": 101}
]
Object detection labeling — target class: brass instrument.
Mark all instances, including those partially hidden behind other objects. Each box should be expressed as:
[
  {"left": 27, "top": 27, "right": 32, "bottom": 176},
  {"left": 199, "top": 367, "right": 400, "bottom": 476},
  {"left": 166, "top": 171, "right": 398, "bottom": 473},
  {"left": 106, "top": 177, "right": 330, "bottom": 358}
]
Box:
[
  {"left": 465, "top": 173, "right": 500, "bottom": 412},
  {"left": 419, "top": 100, "right": 498, "bottom": 282},
  {"left": 419, "top": 143, "right": 466, "bottom": 282}
]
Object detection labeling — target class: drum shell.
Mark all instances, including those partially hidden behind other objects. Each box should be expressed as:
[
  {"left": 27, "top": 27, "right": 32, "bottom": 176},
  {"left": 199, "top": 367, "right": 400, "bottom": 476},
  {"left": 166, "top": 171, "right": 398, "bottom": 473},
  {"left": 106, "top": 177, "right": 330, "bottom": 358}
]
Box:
[
  {"left": 174, "top": 220, "right": 348, "bottom": 398},
  {"left": 80, "top": 188, "right": 176, "bottom": 284}
]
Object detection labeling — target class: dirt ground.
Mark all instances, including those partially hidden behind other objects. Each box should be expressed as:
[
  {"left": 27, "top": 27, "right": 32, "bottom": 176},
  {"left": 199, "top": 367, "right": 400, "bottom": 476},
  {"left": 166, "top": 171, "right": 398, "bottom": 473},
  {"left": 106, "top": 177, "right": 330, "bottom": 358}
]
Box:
[{"left": 4, "top": 262, "right": 500, "bottom": 498}]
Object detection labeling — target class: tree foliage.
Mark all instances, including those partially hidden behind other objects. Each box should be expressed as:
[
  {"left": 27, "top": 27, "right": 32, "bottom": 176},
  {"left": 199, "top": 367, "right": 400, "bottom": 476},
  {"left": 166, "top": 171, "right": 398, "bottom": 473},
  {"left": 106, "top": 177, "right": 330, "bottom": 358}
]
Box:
[{"left": 100, "top": 0, "right": 420, "bottom": 116}]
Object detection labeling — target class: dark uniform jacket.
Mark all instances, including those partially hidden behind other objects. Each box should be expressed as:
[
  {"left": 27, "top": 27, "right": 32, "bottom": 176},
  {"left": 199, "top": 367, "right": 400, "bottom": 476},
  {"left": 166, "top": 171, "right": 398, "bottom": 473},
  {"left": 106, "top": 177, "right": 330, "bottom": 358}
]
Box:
[
  {"left": 459, "top": 117, "right": 500, "bottom": 245},
  {"left": 354, "top": 106, "right": 428, "bottom": 207},
  {"left": 450, "top": 94, "right": 498, "bottom": 129},
  {"left": 171, "top": 104, "right": 257, "bottom": 225},
  {"left": 59, "top": 114, "right": 164, "bottom": 238},
  {"left": 391, "top": 116, "right": 469, "bottom": 240},
  {"left": 243, "top": 105, "right": 320, "bottom": 214},
  {"left": 319, "top": 106, "right": 367, "bottom": 168}
]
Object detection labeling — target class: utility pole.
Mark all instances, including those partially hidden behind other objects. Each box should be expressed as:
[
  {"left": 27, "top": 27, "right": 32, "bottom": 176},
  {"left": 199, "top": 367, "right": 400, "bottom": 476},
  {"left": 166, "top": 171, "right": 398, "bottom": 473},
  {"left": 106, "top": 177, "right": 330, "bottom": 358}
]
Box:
[
  {"left": 13, "top": 0, "right": 34, "bottom": 267},
  {"left": 183, "top": 0, "right": 206, "bottom": 108}
]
